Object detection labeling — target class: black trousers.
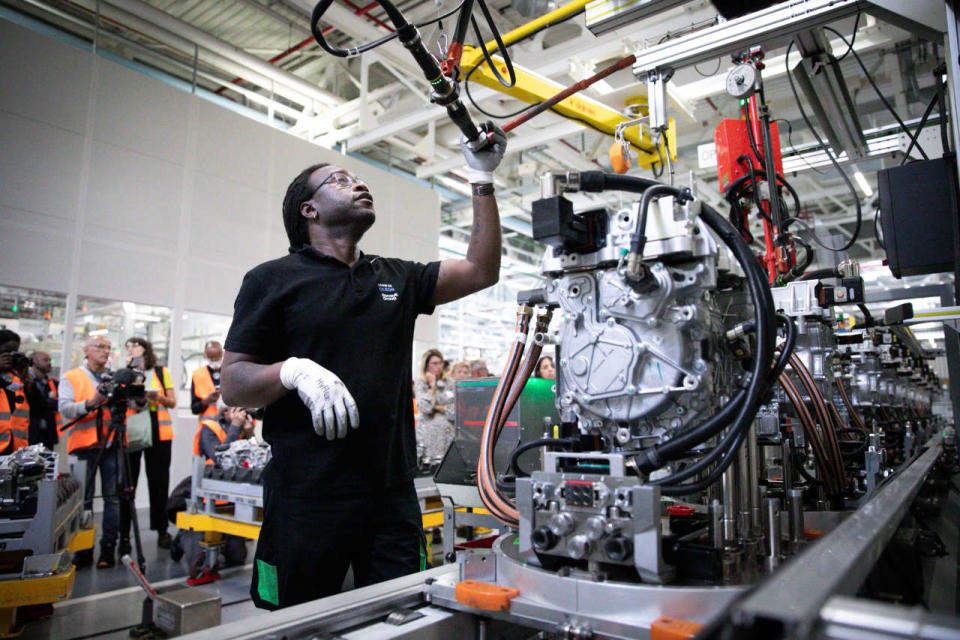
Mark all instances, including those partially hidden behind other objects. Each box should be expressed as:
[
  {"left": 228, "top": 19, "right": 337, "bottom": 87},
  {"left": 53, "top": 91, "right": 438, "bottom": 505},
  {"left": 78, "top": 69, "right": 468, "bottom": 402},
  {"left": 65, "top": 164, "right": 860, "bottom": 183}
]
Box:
[
  {"left": 250, "top": 480, "right": 426, "bottom": 610},
  {"left": 119, "top": 439, "right": 172, "bottom": 537}
]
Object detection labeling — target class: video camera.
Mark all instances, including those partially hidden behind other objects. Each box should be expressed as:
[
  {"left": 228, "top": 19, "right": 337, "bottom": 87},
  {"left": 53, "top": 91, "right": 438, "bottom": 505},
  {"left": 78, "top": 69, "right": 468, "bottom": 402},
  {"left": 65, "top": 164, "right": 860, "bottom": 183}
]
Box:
[
  {"left": 97, "top": 366, "right": 146, "bottom": 403},
  {"left": 0, "top": 352, "right": 31, "bottom": 390}
]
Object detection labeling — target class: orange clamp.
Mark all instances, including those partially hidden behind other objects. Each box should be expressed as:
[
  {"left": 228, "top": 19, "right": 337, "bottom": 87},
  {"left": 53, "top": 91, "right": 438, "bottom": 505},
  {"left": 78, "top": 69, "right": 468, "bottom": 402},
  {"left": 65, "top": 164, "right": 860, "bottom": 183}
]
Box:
[
  {"left": 454, "top": 579, "right": 519, "bottom": 612},
  {"left": 651, "top": 616, "right": 704, "bottom": 640}
]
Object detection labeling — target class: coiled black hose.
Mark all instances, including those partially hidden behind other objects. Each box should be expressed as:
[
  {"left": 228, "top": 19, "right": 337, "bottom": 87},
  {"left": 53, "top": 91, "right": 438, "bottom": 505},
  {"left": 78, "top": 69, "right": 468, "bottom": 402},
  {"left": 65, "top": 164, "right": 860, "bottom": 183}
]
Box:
[{"left": 571, "top": 174, "right": 776, "bottom": 479}]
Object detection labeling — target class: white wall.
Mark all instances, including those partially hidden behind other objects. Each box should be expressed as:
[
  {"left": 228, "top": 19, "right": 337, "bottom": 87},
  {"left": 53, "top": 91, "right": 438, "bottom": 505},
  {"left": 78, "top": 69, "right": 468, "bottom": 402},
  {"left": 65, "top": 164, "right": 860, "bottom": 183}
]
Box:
[{"left": 0, "top": 17, "right": 440, "bottom": 511}]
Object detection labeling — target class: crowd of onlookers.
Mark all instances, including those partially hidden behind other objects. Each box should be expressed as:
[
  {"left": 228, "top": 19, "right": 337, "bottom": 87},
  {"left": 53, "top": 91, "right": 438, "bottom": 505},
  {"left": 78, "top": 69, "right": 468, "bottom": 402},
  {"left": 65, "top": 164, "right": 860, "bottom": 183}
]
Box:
[
  {"left": 413, "top": 349, "right": 555, "bottom": 465},
  {"left": 2, "top": 328, "right": 558, "bottom": 567},
  {"left": 0, "top": 329, "right": 258, "bottom": 570}
]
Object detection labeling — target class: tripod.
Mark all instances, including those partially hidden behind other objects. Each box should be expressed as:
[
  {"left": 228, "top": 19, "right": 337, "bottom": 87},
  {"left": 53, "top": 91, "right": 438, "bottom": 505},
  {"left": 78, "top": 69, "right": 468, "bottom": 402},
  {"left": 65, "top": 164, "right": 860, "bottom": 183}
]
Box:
[{"left": 87, "top": 399, "right": 147, "bottom": 574}]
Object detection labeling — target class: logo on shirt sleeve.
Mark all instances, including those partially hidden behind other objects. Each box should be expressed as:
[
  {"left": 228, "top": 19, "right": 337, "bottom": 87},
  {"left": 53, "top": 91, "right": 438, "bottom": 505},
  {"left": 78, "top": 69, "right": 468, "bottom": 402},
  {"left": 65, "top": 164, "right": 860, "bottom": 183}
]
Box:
[{"left": 377, "top": 283, "right": 399, "bottom": 302}]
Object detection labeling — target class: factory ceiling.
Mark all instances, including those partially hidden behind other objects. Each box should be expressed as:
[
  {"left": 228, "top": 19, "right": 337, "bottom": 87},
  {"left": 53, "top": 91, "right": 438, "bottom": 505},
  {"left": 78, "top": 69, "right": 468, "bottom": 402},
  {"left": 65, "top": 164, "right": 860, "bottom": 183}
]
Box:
[{"left": 4, "top": 0, "right": 952, "bottom": 294}]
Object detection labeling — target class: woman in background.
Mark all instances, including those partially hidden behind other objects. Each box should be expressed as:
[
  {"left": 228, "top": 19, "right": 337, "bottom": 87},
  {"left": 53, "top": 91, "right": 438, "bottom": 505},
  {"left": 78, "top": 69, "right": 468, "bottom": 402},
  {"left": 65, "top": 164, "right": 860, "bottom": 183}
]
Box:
[
  {"left": 533, "top": 355, "right": 556, "bottom": 380},
  {"left": 119, "top": 337, "right": 176, "bottom": 554},
  {"left": 414, "top": 349, "right": 456, "bottom": 463}
]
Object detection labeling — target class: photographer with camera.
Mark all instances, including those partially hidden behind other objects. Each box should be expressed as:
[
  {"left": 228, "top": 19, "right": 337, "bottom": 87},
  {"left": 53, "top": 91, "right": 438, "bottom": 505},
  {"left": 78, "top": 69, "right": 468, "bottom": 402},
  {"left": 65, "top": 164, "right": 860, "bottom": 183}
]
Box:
[
  {"left": 58, "top": 335, "right": 131, "bottom": 568},
  {"left": 191, "top": 341, "right": 223, "bottom": 425},
  {"left": 0, "top": 329, "right": 31, "bottom": 454},
  {"left": 194, "top": 404, "right": 256, "bottom": 463},
  {"left": 117, "top": 337, "right": 177, "bottom": 554}
]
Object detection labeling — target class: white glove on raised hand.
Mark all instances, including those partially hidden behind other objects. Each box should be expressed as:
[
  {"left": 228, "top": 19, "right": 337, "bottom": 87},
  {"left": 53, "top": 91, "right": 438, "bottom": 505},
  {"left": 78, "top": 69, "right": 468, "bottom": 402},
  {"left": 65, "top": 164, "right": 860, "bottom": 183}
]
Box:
[
  {"left": 461, "top": 121, "right": 507, "bottom": 184},
  {"left": 280, "top": 358, "right": 359, "bottom": 440}
]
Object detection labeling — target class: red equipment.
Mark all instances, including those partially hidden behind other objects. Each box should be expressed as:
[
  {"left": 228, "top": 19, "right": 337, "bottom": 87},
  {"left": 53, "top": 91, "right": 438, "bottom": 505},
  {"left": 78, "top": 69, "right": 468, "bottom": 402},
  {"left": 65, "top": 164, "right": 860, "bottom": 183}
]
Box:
[{"left": 715, "top": 95, "right": 796, "bottom": 284}]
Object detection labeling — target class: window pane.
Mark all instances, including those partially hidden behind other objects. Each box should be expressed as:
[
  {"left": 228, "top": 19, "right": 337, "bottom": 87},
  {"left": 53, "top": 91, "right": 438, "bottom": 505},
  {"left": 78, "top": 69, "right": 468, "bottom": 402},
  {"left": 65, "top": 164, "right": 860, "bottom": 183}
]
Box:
[
  {"left": 0, "top": 284, "right": 68, "bottom": 376},
  {"left": 180, "top": 311, "right": 231, "bottom": 390},
  {"left": 72, "top": 298, "right": 172, "bottom": 371}
]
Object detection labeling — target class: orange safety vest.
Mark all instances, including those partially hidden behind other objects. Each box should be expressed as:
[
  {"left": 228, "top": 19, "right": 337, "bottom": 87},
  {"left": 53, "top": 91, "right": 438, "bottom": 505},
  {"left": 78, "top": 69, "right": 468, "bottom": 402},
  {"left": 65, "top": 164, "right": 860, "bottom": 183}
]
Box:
[
  {"left": 5, "top": 376, "right": 29, "bottom": 451},
  {"left": 191, "top": 366, "right": 219, "bottom": 422},
  {"left": 62, "top": 368, "right": 129, "bottom": 453},
  {"left": 47, "top": 378, "right": 62, "bottom": 435},
  {"left": 193, "top": 418, "right": 227, "bottom": 465},
  {"left": 148, "top": 367, "right": 174, "bottom": 441},
  {"left": 0, "top": 391, "right": 10, "bottom": 452}
]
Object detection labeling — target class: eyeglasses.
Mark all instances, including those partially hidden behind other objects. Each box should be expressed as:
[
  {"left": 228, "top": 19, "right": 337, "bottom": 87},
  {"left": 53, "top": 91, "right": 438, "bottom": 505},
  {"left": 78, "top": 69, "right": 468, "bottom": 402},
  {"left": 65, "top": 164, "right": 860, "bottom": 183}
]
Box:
[
  {"left": 89, "top": 343, "right": 111, "bottom": 351},
  {"left": 314, "top": 172, "right": 365, "bottom": 191}
]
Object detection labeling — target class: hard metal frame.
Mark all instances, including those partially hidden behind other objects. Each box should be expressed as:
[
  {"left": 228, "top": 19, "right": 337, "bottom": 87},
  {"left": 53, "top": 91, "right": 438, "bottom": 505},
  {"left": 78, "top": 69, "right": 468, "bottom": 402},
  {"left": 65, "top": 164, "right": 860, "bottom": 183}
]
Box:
[
  {"left": 868, "top": 283, "right": 960, "bottom": 425},
  {"left": 169, "top": 431, "right": 949, "bottom": 639},
  {"left": 178, "top": 564, "right": 462, "bottom": 639},
  {"left": 729, "top": 437, "right": 943, "bottom": 637},
  {"left": 631, "top": 0, "right": 944, "bottom": 78},
  {"left": 817, "top": 594, "right": 960, "bottom": 639}
]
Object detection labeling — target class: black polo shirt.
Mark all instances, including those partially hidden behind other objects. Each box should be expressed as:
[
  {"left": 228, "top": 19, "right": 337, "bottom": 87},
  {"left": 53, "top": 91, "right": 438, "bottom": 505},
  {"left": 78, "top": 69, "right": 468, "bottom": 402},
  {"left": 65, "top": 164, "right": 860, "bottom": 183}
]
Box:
[{"left": 225, "top": 246, "right": 440, "bottom": 496}]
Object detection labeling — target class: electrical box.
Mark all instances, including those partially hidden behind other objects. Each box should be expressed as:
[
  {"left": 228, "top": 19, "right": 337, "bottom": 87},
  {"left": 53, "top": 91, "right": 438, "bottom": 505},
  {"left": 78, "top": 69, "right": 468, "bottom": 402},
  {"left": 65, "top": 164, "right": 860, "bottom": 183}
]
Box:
[
  {"left": 434, "top": 378, "right": 558, "bottom": 495},
  {"left": 878, "top": 155, "right": 959, "bottom": 278},
  {"left": 714, "top": 119, "right": 783, "bottom": 191}
]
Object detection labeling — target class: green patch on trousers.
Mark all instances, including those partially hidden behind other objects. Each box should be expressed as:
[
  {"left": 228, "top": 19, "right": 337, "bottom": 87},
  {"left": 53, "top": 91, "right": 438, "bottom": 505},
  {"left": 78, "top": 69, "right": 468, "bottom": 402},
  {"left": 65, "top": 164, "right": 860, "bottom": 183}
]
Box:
[{"left": 257, "top": 559, "right": 279, "bottom": 606}]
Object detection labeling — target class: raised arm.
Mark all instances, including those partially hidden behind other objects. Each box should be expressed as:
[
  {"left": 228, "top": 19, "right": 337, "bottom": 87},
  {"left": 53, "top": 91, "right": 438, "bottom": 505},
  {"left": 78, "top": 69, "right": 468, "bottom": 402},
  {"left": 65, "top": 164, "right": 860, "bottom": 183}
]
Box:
[{"left": 430, "top": 123, "right": 506, "bottom": 306}]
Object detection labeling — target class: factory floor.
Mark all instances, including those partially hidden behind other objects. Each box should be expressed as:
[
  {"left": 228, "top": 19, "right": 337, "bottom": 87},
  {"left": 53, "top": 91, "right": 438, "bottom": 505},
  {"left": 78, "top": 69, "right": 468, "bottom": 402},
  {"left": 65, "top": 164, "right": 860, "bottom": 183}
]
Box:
[
  {"left": 19, "top": 509, "right": 445, "bottom": 640},
  {"left": 17, "top": 492, "right": 959, "bottom": 639},
  {"left": 19, "top": 510, "right": 266, "bottom": 640}
]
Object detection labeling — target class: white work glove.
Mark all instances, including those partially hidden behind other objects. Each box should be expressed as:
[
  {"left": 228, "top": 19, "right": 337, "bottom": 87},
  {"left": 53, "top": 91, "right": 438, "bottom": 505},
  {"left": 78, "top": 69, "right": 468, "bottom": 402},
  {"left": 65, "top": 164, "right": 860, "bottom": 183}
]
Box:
[
  {"left": 461, "top": 121, "right": 507, "bottom": 184},
  {"left": 280, "top": 358, "right": 359, "bottom": 440}
]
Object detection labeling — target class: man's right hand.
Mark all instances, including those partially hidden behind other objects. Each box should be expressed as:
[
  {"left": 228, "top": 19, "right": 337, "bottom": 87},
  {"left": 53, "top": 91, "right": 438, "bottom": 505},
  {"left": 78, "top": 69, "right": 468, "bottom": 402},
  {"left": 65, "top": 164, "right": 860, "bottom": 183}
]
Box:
[
  {"left": 85, "top": 392, "right": 108, "bottom": 411},
  {"left": 280, "top": 358, "right": 359, "bottom": 440},
  {"left": 204, "top": 390, "right": 221, "bottom": 406}
]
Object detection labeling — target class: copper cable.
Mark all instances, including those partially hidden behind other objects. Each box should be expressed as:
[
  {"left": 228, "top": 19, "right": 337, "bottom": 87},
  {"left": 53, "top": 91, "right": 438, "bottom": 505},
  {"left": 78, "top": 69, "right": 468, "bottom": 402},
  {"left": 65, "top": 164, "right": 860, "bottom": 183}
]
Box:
[
  {"left": 476, "top": 309, "right": 532, "bottom": 526},
  {"left": 788, "top": 355, "right": 845, "bottom": 487},
  {"left": 779, "top": 372, "right": 840, "bottom": 496},
  {"left": 834, "top": 374, "right": 867, "bottom": 432}
]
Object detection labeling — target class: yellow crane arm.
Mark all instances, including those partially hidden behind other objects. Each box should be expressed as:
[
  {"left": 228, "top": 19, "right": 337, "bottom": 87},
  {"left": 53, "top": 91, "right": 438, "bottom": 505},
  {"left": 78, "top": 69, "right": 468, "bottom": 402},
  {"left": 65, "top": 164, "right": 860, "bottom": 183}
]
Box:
[{"left": 460, "top": 46, "right": 676, "bottom": 169}]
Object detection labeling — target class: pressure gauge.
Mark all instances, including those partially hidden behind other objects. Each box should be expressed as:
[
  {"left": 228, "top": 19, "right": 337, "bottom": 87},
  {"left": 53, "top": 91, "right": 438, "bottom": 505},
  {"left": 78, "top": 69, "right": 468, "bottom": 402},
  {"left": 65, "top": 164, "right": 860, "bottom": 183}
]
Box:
[{"left": 726, "top": 63, "right": 759, "bottom": 99}]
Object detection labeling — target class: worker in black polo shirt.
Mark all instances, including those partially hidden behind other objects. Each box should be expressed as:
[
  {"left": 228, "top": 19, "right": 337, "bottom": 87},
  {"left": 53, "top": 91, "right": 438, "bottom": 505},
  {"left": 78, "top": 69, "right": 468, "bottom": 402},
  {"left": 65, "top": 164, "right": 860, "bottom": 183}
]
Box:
[{"left": 221, "top": 123, "right": 506, "bottom": 610}]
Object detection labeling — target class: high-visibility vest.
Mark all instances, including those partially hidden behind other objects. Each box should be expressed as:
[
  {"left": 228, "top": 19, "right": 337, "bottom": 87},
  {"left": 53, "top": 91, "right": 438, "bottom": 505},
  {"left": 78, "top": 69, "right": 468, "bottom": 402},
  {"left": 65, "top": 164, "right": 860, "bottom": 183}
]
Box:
[
  {"left": 0, "top": 391, "right": 14, "bottom": 452},
  {"left": 6, "top": 376, "right": 29, "bottom": 451},
  {"left": 193, "top": 418, "right": 227, "bottom": 465},
  {"left": 46, "top": 378, "right": 62, "bottom": 436},
  {"left": 191, "top": 366, "right": 219, "bottom": 422},
  {"left": 149, "top": 367, "right": 174, "bottom": 441},
  {"left": 62, "top": 368, "right": 129, "bottom": 453}
]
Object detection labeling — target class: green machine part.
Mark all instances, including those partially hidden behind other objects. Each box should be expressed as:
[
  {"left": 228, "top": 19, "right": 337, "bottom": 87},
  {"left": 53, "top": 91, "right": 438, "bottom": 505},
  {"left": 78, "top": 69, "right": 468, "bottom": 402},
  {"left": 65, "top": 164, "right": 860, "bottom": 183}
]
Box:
[{"left": 434, "top": 377, "right": 559, "bottom": 487}]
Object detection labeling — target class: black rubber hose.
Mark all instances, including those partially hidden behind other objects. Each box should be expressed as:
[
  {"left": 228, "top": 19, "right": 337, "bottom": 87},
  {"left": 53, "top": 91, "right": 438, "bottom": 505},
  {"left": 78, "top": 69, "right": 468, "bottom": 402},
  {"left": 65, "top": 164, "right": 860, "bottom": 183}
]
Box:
[
  {"left": 632, "top": 185, "right": 682, "bottom": 259},
  {"left": 649, "top": 203, "right": 776, "bottom": 482},
  {"left": 857, "top": 303, "right": 875, "bottom": 328},
  {"left": 633, "top": 193, "right": 773, "bottom": 473},
  {"left": 785, "top": 40, "right": 862, "bottom": 252},
  {"left": 799, "top": 267, "right": 840, "bottom": 281},
  {"left": 900, "top": 87, "right": 940, "bottom": 166},
  {"left": 508, "top": 437, "right": 578, "bottom": 477},
  {"left": 838, "top": 427, "right": 869, "bottom": 458},
  {"left": 579, "top": 171, "right": 659, "bottom": 194},
  {"left": 770, "top": 313, "right": 796, "bottom": 384},
  {"left": 654, "top": 206, "right": 777, "bottom": 490},
  {"left": 737, "top": 155, "right": 770, "bottom": 224}
]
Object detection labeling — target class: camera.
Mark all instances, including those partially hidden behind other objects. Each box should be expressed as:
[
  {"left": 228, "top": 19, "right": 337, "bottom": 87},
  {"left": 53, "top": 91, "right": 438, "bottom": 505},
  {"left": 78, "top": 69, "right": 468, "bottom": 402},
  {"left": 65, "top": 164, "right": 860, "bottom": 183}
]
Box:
[
  {"left": 97, "top": 367, "right": 146, "bottom": 403},
  {"left": 0, "top": 352, "right": 31, "bottom": 390},
  {"left": 0, "top": 352, "right": 30, "bottom": 374},
  {"left": 246, "top": 407, "right": 265, "bottom": 420}
]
